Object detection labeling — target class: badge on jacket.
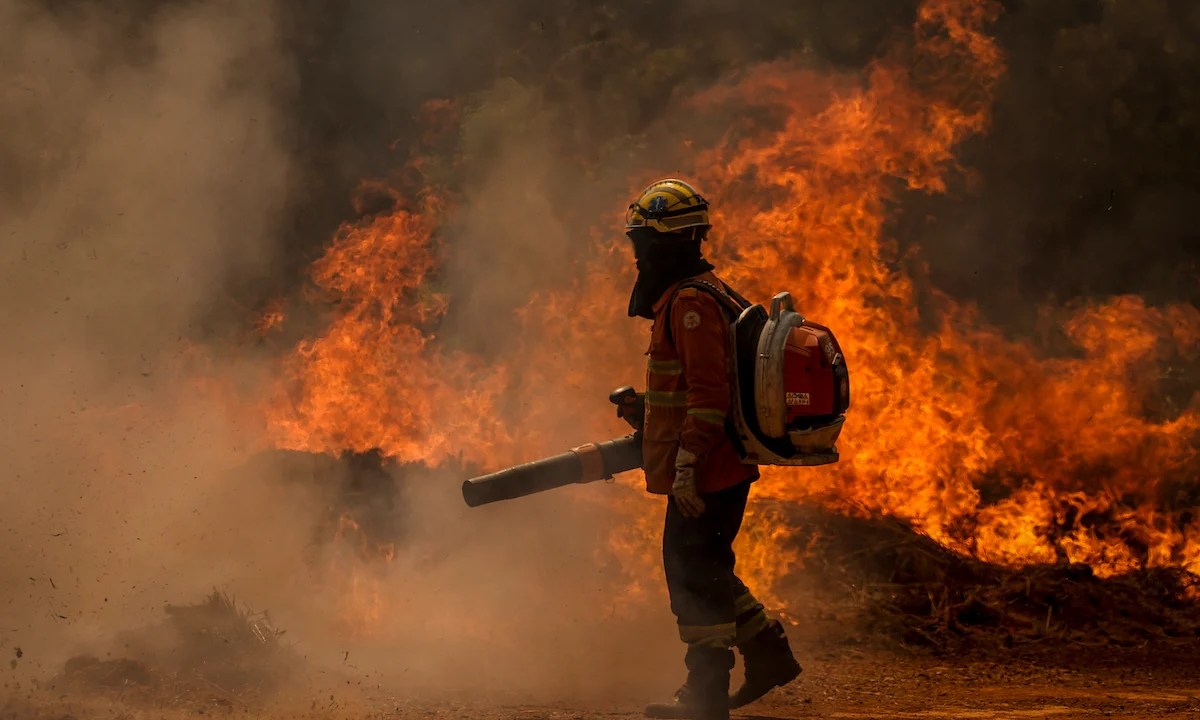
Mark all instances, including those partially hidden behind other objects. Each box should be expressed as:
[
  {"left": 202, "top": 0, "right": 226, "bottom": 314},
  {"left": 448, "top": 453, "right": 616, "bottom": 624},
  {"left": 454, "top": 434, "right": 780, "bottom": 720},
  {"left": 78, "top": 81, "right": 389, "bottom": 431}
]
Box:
[{"left": 682, "top": 310, "right": 701, "bottom": 330}]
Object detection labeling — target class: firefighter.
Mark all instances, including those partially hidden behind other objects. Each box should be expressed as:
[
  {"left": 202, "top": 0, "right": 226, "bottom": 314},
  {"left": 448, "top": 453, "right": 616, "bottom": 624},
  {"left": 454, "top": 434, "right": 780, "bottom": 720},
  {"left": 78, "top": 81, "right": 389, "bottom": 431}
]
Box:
[{"left": 625, "top": 179, "right": 802, "bottom": 720}]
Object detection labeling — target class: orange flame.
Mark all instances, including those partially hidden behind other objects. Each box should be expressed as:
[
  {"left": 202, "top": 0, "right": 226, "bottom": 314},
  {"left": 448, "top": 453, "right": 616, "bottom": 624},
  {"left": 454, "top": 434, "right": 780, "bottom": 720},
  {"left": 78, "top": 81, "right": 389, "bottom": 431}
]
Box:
[
  {"left": 267, "top": 189, "right": 514, "bottom": 466},
  {"left": 262, "top": 0, "right": 1199, "bottom": 629},
  {"left": 323, "top": 512, "right": 392, "bottom": 636}
]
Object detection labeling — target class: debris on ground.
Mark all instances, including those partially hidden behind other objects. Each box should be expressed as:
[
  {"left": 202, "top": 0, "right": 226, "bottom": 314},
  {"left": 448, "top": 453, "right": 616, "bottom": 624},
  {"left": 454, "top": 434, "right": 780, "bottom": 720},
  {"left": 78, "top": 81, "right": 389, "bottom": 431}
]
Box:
[
  {"left": 56, "top": 591, "right": 299, "bottom": 708},
  {"left": 776, "top": 505, "right": 1200, "bottom": 653}
]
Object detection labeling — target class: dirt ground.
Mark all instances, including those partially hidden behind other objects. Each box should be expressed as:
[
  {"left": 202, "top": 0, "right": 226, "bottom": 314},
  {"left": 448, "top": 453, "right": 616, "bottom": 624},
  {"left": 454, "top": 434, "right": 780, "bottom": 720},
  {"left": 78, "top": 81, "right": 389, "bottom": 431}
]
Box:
[
  {"left": 377, "top": 653, "right": 1200, "bottom": 720},
  {"left": 6, "top": 641, "right": 1200, "bottom": 720}
]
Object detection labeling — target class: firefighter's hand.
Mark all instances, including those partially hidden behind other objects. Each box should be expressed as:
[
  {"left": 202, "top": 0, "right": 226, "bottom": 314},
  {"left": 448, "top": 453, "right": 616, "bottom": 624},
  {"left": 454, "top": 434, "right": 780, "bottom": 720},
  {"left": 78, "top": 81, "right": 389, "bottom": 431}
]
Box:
[{"left": 672, "top": 448, "right": 705, "bottom": 518}]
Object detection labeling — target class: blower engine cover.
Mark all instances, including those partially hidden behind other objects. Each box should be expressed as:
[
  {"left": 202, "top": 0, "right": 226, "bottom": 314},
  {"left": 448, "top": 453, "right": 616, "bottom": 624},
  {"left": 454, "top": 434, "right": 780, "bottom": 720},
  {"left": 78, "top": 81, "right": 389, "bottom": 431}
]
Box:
[
  {"left": 737, "top": 292, "right": 849, "bottom": 466},
  {"left": 779, "top": 324, "right": 850, "bottom": 425}
]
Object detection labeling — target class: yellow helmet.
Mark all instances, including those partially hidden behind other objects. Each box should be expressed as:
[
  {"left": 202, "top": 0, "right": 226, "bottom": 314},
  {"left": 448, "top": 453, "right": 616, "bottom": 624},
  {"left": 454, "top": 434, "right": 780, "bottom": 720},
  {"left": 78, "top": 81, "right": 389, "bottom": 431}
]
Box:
[{"left": 625, "top": 178, "right": 711, "bottom": 234}]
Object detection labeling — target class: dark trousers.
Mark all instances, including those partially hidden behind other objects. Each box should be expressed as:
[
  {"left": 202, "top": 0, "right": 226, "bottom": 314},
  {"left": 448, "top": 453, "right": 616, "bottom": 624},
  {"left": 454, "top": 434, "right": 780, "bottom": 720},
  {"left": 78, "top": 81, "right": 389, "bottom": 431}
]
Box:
[{"left": 663, "top": 480, "right": 753, "bottom": 647}]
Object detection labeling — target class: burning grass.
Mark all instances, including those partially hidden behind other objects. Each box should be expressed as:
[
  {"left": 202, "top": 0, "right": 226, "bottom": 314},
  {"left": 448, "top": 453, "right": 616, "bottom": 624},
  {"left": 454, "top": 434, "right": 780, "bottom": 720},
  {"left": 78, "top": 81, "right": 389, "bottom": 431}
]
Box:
[{"left": 778, "top": 505, "right": 1200, "bottom": 654}]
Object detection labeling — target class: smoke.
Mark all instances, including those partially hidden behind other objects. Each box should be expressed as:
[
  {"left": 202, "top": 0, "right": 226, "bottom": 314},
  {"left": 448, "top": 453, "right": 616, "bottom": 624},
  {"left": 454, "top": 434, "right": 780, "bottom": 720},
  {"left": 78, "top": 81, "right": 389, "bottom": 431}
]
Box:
[
  {"left": 0, "top": 0, "right": 303, "bottom": 680},
  {"left": 0, "top": 1, "right": 681, "bottom": 705},
  {"left": 437, "top": 80, "right": 577, "bottom": 357},
  {"left": 6, "top": 0, "right": 1197, "bottom": 711},
  {"left": 897, "top": 0, "right": 1200, "bottom": 330},
  {"left": 251, "top": 0, "right": 1200, "bottom": 328}
]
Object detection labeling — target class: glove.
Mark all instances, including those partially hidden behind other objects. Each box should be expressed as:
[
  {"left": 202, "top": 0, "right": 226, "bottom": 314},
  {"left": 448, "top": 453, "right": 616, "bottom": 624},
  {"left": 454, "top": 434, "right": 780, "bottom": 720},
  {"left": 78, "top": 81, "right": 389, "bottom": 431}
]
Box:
[{"left": 671, "top": 447, "right": 706, "bottom": 518}]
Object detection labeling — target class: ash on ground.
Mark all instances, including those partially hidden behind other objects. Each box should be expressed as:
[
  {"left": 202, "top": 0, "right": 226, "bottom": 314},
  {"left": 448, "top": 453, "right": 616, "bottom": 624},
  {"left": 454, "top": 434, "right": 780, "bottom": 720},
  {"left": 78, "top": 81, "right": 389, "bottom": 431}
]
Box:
[{"left": 54, "top": 591, "right": 299, "bottom": 709}]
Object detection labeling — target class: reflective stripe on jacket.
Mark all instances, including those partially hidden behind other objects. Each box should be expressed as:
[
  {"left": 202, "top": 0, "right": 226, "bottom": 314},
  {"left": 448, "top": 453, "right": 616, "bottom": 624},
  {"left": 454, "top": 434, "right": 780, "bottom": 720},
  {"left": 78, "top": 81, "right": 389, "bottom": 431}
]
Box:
[{"left": 641, "top": 271, "right": 759, "bottom": 495}]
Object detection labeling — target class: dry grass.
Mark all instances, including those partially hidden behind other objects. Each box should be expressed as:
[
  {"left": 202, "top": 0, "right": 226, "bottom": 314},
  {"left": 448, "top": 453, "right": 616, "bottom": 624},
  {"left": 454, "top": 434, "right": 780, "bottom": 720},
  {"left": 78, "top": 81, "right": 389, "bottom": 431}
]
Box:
[{"left": 777, "top": 505, "right": 1200, "bottom": 653}]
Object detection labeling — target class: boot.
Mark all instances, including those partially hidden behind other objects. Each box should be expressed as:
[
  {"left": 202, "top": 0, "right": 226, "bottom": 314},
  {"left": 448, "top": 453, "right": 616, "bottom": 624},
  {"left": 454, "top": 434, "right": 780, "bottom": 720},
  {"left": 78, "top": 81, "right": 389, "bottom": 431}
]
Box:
[
  {"left": 645, "top": 646, "right": 733, "bottom": 720},
  {"left": 728, "top": 619, "right": 801, "bottom": 709},
  {"left": 643, "top": 683, "right": 694, "bottom": 719}
]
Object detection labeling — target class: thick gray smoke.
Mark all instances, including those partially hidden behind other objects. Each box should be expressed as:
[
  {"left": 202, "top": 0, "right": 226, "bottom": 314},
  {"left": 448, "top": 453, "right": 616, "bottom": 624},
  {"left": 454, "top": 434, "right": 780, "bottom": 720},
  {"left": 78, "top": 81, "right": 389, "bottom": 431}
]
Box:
[
  {"left": 0, "top": 0, "right": 303, "bottom": 682},
  {"left": 0, "top": 1, "right": 679, "bottom": 705}
]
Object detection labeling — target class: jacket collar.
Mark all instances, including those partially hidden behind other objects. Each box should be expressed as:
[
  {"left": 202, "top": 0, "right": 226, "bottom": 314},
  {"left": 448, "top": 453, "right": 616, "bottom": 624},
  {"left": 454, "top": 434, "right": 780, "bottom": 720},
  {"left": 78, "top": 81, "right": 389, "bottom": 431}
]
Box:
[{"left": 651, "top": 270, "right": 719, "bottom": 314}]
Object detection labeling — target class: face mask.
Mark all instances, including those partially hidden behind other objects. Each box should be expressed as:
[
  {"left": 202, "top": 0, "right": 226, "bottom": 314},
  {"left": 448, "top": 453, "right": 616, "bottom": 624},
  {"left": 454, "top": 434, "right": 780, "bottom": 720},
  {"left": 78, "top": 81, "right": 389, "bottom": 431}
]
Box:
[{"left": 626, "top": 230, "right": 714, "bottom": 320}]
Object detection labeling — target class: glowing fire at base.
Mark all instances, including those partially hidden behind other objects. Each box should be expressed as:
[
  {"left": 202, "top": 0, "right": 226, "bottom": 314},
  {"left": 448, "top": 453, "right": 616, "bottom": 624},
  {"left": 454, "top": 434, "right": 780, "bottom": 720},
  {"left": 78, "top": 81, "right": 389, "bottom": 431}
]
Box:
[
  {"left": 328, "top": 512, "right": 393, "bottom": 636},
  {"left": 262, "top": 0, "right": 1199, "bottom": 629}
]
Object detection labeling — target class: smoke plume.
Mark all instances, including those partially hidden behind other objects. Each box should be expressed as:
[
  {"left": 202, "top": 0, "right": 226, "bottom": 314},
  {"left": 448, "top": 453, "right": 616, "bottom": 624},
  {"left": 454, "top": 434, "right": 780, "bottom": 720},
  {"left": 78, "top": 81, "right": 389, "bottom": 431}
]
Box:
[{"left": 0, "top": 0, "right": 301, "bottom": 679}]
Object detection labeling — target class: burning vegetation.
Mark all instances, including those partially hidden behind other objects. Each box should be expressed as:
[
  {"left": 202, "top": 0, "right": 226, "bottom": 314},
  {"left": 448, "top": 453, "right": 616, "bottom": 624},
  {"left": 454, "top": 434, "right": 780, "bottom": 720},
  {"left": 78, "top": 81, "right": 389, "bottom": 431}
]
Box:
[
  {"left": 251, "top": 0, "right": 1200, "bottom": 649},
  {"left": 4, "top": 0, "right": 1200, "bottom": 715}
]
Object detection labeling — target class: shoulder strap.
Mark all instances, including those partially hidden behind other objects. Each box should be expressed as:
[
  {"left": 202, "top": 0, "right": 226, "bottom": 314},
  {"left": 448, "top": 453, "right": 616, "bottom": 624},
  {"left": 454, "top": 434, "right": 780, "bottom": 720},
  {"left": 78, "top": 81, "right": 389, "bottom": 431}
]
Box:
[
  {"left": 664, "top": 279, "right": 749, "bottom": 346},
  {"left": 718, "top": 282, "right": 753, "bottom": 311}
]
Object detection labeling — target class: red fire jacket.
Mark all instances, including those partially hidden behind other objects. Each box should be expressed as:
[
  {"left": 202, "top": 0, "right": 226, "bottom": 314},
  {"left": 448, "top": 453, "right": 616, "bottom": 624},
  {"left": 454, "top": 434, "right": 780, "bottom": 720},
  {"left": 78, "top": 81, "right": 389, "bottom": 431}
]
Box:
[{"left": 641, "top": 270, "right": 759, "bottom": 495}]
